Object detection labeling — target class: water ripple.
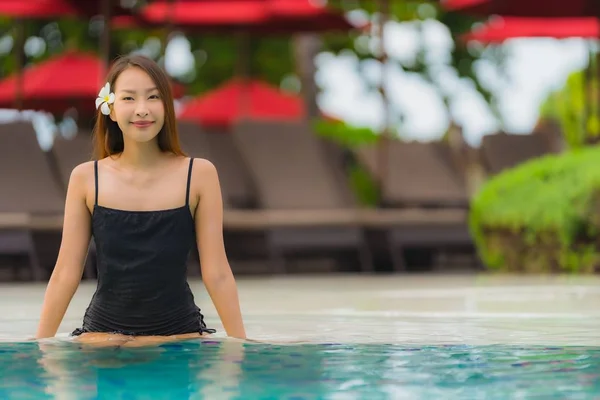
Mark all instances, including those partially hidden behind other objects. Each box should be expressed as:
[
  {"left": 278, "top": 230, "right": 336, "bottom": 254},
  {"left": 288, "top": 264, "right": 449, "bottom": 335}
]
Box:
[{"left": 0, "top": 341, "right": 599, "bottom": 399}]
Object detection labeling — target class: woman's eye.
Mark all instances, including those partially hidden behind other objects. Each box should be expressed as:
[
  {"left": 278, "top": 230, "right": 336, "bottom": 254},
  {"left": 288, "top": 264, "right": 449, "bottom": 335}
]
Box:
[
  {"left": 123, "top": 96, "right": 134, "bottom": 101},
  {"left": 149, "top": 94, "right": 160, "bottom": 99}
]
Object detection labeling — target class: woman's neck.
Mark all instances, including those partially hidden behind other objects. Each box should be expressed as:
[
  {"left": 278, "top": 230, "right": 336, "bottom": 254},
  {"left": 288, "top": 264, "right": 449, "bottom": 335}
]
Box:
[{"left": 117, "top": 138, "right": 164, "bottom": 169}]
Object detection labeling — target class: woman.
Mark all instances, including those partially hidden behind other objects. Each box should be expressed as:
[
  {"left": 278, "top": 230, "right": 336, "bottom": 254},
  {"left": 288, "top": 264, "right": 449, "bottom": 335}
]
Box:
[{"left": 35, "top": 55, "right": 246, "bottom": 346}]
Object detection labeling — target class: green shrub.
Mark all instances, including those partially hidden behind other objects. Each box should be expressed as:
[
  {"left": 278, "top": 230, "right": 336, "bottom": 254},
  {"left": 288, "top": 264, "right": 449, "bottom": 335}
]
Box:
[{"left": 470, "top": 145, "right": 600, "bottom": 274}]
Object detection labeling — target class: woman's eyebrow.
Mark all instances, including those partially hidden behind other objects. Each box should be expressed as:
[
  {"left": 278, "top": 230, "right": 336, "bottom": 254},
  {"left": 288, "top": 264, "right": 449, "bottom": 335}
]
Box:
[{"left": 119, "top": 87, "right": 158, "bottom": 94}]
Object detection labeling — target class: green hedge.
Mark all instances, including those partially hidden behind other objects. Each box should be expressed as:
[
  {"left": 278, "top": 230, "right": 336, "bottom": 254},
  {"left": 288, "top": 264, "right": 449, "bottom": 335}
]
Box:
[{"left": 469, "top": 145, "right": 600, "bottom": 274}]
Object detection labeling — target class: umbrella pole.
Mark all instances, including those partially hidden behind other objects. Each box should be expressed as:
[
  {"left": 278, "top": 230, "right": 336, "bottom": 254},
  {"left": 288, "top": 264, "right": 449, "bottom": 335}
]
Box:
[
  {"left": 293, "top": 34, "right": 321, "bottom": 119},
  {"left": 100, "top": 0, "right": 111, "bottom": 77},
  {"left": 583, "top": 43, "right": 594, "bottom": 144},
  {"left": 162, "top": 0, "right": 175, "bottom": 65},
  {"left": 593, "top": 42, "right": 600, "bottom": 141},
  {"left": 14, "top": 19, "right": 24, "bottom": 111},
  {"left": 376, "top": 0, "right": 390, "bottom": 195},
  {"left": 236, "top": 31, "right": 251, "bottom": 120},
  {"left": 597, "top": 40, "right": 600, "bottom": 139}
]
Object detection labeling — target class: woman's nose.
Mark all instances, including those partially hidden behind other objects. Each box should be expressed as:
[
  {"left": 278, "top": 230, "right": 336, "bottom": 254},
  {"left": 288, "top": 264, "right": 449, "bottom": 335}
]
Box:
[{"left": 135, "top": 103, "right": 149, "bottom": 117}]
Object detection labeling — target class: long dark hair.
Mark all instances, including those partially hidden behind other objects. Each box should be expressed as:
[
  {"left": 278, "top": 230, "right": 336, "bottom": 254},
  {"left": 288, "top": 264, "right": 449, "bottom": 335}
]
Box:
[{"left": 92, "top": 55, "right": 185, "bottom": 159}]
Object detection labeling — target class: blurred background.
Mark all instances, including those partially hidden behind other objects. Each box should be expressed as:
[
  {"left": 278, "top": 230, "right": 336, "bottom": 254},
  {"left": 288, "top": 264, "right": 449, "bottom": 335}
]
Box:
[{"left": 0, "top": 0, "right": 598, "bottom": 282}]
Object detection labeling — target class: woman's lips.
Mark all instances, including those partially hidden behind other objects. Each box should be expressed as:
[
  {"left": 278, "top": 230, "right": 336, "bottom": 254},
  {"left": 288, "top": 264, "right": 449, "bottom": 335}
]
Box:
[{"left": 132, "top": 121, "right": 153, "bottom": 128}]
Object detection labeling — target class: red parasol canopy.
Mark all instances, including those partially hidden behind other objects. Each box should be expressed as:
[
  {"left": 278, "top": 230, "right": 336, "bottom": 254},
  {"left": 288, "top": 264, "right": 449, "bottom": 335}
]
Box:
[
  {"left": 0, "top": 0, "right": 79, "bottom": 18},
  {"left": 114, "top": 0, "right": 355, "bottom": 33},
  {"left": 0, "top": 51, "right": 185, "bottom": 115},
  {"left": 0, "top": 0, "right": 134, "bottom": 18},
  {"left": 142, "top": 0, "right": 266, "bottom": 25},
  {"left": 179, "top": 78, "right": 305, "bottom": 128},
  {"left": 462, "top": 17, "right": 600, "bottom": 43},
  {"left": 441, "top": 0, "right": 600, "bottom": 18}
]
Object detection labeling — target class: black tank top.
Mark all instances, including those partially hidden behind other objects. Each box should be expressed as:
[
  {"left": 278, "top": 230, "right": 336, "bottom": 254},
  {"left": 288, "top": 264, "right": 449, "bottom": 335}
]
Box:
[{"left": 72, "top": 158, "right": 216, "bottom": 336}]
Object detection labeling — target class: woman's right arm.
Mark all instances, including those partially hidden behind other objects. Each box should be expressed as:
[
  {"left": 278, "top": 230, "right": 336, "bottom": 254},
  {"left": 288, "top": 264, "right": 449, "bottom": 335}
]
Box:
[{"left": 36, "top": 162, "right": 93, "bottom": 339}]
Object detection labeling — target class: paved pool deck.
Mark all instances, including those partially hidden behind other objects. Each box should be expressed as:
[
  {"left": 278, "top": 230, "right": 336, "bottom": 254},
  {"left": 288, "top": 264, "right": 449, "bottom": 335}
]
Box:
[{"left": 1, "top": 274, "right": 599, "bottom": 345}]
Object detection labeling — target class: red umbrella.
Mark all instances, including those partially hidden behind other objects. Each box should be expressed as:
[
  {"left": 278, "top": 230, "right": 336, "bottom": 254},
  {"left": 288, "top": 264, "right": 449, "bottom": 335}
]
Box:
[
  {"left": 121, "top": 0, "right": 355, "bottom": 33},
  {"left": 441, "top": 0, "right": 599, "bottom": 17},
  {"left": 0, "top": 0, "right": 136, "bottom": 109},
  {"left": 265, "top": 0, "right": 357, "bottom": 32},
  {"left": 62, "top": 0, "right": 136, "bottom": 72},
  {"left": 0, "top": 51, "right": 185, "bottom": 115},
  {"left": 258, "top": 0, "right": 356, "bottom": 32},
  {"left": 445, "top": 0, "right": 600, "bottom": 143},
  {"left": 462, "top": 17, "right": 600, "bottom": 43},
  {"left": 141, "top": 0, "right": 266, "bottom": 25},
  {"left": 179, "top": 78, "right": 305, "bottom": 128},
  {"left": 0, "top": 0, "right": 79, "bottom": 17},
  {"left": 0, "top": 0, "right": 85, "bottom": 109}
]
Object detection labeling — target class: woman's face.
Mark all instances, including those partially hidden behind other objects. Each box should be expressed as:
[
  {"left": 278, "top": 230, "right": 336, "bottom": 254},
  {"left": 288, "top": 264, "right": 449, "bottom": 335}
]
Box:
[{"left": 110, "top": 66, "right": 165, "bottom": 144}]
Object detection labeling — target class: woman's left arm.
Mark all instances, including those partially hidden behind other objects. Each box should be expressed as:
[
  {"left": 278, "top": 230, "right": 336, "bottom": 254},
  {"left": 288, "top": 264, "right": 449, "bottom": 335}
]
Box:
[{"left": 193, "top": 159, "right": 246, "bottom": 339}]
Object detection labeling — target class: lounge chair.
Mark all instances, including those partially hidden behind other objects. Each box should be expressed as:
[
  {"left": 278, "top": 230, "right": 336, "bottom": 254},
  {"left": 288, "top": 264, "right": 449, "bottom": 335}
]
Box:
[
  {"left": 0, "top": 122, "right": 65, "bottom": 280},
  {"left": 355, "top": 140, "right": 473, "bottom": 271},
  {"left": 532, "top": 119, "right": 566, "bottom": 154},
  {"left": 480, "top": 131, "right": 557, "bottom": 176},
  {"left": 178, "top": 122, "right": 257, "bottom": 209},
  {"left": 50, "top": 132, "right": 96, "bottom": 279},
  {"left": 231, "top": 120, "right": 373, "bottom": 274},
  {"left": 50, "top": 131, "right": 94, "bottom": 192}
]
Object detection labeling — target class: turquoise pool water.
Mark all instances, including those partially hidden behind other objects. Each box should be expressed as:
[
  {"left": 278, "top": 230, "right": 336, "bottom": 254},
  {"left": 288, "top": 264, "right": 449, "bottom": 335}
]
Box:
[{"left": 1, "top": 340, "right": 599, "bottom": 399}]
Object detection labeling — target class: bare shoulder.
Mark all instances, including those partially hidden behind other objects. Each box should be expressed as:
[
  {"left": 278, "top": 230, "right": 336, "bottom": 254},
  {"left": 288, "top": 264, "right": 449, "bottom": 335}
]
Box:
[
  {"left": 66, "top": 161, "right": 95, "bottom": 210},
  {"left": 190, "top": 158, "right": 221, "bottom": 207},
  {"left": 69, "top": 161, "right": 95, "bottom": 187},
  {"left": 191, "top": 158, "right": 219, "bottom": 182}
]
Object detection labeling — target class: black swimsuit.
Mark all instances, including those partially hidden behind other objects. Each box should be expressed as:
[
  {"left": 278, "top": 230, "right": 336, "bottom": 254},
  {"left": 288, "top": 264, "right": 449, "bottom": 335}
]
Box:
[{"left": 72, "top": 158, "right": 215, "bottom": 337}]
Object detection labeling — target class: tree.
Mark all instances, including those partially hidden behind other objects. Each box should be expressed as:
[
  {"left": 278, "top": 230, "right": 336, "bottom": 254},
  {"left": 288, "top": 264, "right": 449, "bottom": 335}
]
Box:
[
  {"left": 540, "top": 68, "right": 600, "bottom": 149},
  {"left": 0, "top": 0, "right": 494, "bottom": 132}
]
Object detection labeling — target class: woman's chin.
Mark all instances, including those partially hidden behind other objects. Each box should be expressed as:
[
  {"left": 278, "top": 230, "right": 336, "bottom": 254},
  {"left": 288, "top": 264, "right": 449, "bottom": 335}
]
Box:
[{"left": 123, "top": 129, "right": 161, "bottom": 144}]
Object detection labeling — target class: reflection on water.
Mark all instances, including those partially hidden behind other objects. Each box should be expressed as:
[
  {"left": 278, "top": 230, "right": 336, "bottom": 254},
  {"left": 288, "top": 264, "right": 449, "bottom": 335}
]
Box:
[{"left": 0, "top": 340, "right": 599, "bottom": 399}]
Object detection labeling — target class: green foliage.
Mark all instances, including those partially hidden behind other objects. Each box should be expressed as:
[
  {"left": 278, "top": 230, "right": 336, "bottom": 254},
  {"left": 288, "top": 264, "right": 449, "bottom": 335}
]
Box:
[
  {"left": 437, "top": 7, "right": 496, "bottom": 107},
  {"left": 0, "top": 19, "right": 295, "bottom": 95},
  {"left": 540, "top": 68, "right": 600, "bottom": 149},
  {"left": 470, "top": 146, "right": 600, "bottom": 273},
  {"left": 328, "top": 0, "right": 429, "bottom": 19},
  {"left": 186, "top": 35, "right": 240, "bottom": 93},
  {"left": 349, "top": 163, "right": 380, "bottom": 206},
  {"left": 312, "top": 118, "right": 379, "bottom": 147},
  {"left": 325, "top": 0, "right": 495, "bottom": 112}
]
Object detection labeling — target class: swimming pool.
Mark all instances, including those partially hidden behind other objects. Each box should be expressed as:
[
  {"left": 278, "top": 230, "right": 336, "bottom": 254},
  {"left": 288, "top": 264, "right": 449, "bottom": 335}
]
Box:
[
  {"left": 1, "top": 275, "right": 599, "bottom": 398},
  {"left": 1, "top": 341, "right": 599, "bottom": 399}
]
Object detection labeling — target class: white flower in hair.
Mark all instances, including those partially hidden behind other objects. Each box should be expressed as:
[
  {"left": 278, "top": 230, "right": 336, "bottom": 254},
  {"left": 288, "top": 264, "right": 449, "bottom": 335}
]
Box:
[{"left": 95, "top": 82, "right": 115, "bottom": 116}]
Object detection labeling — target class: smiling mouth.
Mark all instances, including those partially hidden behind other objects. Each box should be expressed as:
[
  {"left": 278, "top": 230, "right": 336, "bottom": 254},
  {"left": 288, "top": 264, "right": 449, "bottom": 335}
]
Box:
[{"left": 131, "top": 121, "right": 153, "bottom": 127}]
